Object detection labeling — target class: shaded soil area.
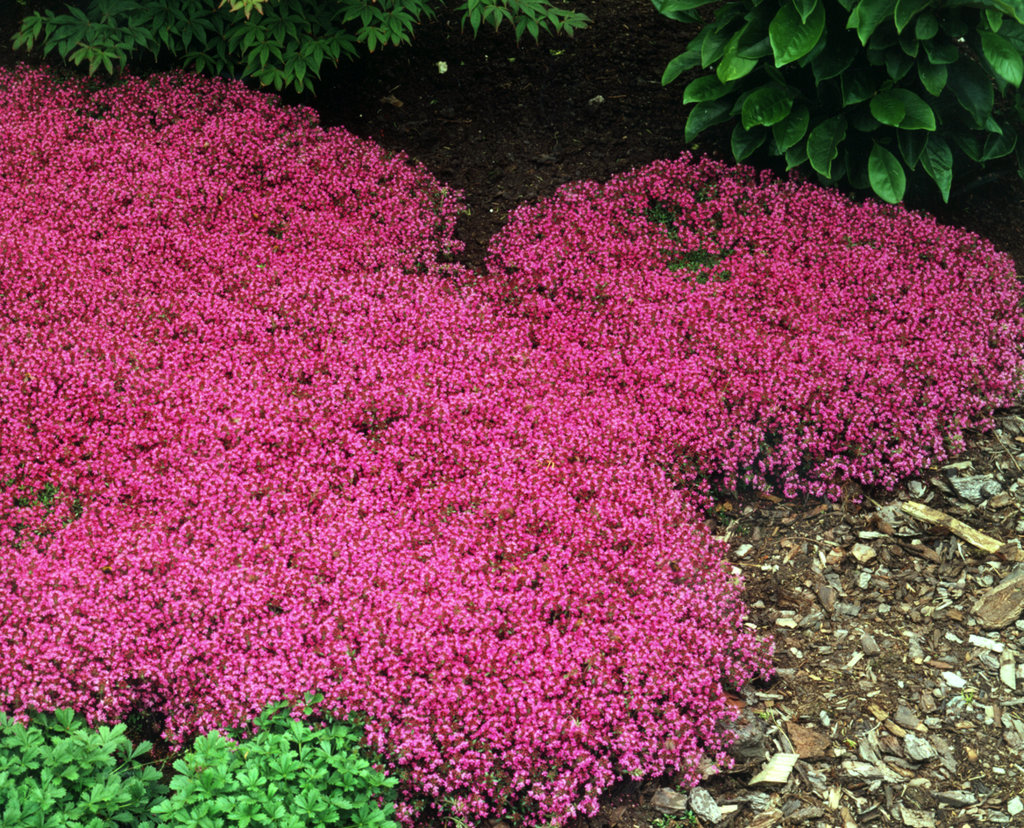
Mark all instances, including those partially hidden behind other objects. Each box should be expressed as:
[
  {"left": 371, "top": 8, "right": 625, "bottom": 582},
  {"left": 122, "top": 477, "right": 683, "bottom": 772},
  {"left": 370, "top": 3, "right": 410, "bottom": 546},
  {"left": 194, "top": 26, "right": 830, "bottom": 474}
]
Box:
[{"left": 5, "top": 2, "right": 1024, "bottom": 826}]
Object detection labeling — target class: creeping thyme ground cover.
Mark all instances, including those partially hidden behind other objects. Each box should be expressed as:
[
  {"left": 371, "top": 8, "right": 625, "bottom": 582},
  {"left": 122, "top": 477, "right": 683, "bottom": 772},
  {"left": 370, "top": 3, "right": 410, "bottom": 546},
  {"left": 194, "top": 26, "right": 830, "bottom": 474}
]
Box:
[
  {"left": 0, "top": 68, "right": 771, "bottom": 825},
  {"left": 1, "top": 68, "right": 1021, "bottom": 828},
  {"left": 484, "top": 156, "right": 1024, "bottom": 500}
]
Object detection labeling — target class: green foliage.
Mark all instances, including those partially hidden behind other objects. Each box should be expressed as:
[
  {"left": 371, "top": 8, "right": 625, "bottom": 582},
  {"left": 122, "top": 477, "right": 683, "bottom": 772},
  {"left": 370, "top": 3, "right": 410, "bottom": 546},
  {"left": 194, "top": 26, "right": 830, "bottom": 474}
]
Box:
[
  {"left": 655, "top": 0, "right": 1024, "bottom": 203},
  {"left": 151, "top": 693, "right": 399, "bottom": 828},
  {"left": 1, "top": 696, "right": 397, "bottom": 827},
  {"left": 13, "top": 0, "right": 590, "bottom": 94},
  {"left": 0, "top": 708, "right": 167, "bottom": 827}
]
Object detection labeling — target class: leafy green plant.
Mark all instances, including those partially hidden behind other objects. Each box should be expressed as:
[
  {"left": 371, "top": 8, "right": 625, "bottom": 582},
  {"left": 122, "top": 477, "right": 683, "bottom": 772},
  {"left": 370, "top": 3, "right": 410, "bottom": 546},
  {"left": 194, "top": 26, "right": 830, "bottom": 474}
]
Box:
[
  {"left": 655, "top": 0, "right": 1024, "bottom": 203},
  {"left": 151, "top": 693, "right": 399, "bottom": 828},
  {"left": 0, "top": 707, "right": 167, "bottom": 828},
  {"left": 13, "top": 0, "right": 590, "bottom": 94}
]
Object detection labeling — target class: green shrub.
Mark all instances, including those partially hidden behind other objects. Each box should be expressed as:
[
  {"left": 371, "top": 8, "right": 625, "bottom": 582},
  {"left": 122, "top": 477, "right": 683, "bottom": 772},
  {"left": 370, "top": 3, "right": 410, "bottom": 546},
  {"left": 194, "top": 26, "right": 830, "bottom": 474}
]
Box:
[
  {"left": 655, "top": 0, "right": 1024, "bottom": 203},
  {"left": 1, "top": 696, "right": 397, "bottom": 827},
  {"left": 0, "top": 708, "right": 166, "bottom": 827},
  {"left": 150, "top": 695, "right": 399, "bottom": 828},
  {"left": 13, "top": 0, "right": 590, "bottom": 94}
]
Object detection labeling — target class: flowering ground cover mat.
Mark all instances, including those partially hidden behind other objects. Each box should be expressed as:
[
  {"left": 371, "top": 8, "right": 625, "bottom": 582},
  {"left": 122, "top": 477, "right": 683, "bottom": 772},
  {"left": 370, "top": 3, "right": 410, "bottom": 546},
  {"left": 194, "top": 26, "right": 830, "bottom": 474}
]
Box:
[{"left": 0, "top": 69, "right": 772, "bottom": 824}]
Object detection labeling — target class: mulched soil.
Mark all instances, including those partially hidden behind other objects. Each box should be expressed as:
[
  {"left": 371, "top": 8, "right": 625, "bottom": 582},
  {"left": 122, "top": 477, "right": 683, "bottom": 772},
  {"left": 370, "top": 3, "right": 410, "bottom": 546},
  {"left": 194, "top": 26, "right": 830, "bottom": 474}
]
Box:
[{"left": 5, "top": 2, "right": 1024, "bottom": 826}]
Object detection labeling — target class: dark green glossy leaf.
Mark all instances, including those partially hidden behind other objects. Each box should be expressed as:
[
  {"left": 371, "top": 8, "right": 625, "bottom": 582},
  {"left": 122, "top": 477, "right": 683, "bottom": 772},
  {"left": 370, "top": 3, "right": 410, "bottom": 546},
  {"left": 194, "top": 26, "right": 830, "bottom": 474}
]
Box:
[
  {"left": 685, "top": 99, "right": 733, "bottom": 142},
  {"left": 662, "top": 50, "right": 699, "bottom": 85},
  {"left": 717, "top": 32, "right": 759, "bottom": 81},
  {"left": 851, "top": 106, "right": 883, "bottom": 133},
  {"left": 683, "top": 74, "right": 732, "bottom": 103},
  {"left": 869, "top": 88, "right": 905, "bottom": 126},
  {"left": 885, "top": 46, "right": 914, "bottom": 80},
  {"left": 897, "top": 129, "right": 926, "bottom": 169},
  {"left": 847, "top": 0, "right": 896, "bottom": 46},
  {"left": 953, "top": 133, "right": 984, "bottom": 163},
  {"left": 982, "top": 128, "right": 1017, "bottom": 162},
  {"left": 893, "top": 0, "right": 929, "bottom": 33},
  {"left": 914, "top": 12, "right": 938, "bottom": 40},
  {"left": 736, "top": 1, "right": 776, "bottom": 58},
  {"left": 917, "top": 60, "right": 947, "bottom": 95},
  {"left": 769, "top": 0, "right": 825, "bottom": 67},
  {"left": 806, "top": 114, "right": 847, "bottom": 177},
  {"left": 922, "top": 38, "right": 958, "bottom": 64},
  {"left": 868, "top": 142, "right": 906, "bottom": 202},
  {"left": 841, "top": 70, "right": 875, "bottom": 105},
  {"left": 741, "top": 83, "right": 796, "bottom": 128},
  {"left": 899, "top": 30, "right": 919, "bottom": 57},
  {"left": 986, "top": 8, "right": 1004, "bottom": 32},
  {"left": 920, "top": 135, "right": 953, "bottom": 201},
  {"left": 947, "top": 59, "right": 995, "bottom": 126},
  {"left": 737, "top": 36, "right": 773, "bottom": 60},
  {"left": 811, "top": 31, "right": 858, "bottom": 81},
  {"left": 980, "top": 30, "right": 1023, "bottom": 86},
  {"left": 701, "top": 24, "right": 733, "bottom": 68},
  {"left": 987, "top": 0, "right": 1024, "bottom": 24},
  {"left": 785, "top": 140, "right": 809, "bottom": 170},
  {"left": 652, "top": 0, "right": 718, "bottom": 22},
  {"left": 893, "top": 88, "right": 936, "bottom": 130},
  {"left": 772, "top": 104, "right": 810, "bottom": 151},
  {"left": 731, "top": 123, "right": 767, "bottom": 161},
  {"left": 792, "top": 0, "right": 818, "bottom": 24}
]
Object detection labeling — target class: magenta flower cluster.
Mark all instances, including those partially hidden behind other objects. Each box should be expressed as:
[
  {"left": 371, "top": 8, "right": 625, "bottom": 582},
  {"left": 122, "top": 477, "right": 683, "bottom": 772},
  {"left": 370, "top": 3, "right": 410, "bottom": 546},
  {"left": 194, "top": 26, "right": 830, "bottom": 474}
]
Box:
[
  {"left": 484, "top": 156, "right": 1024, "bottom": 500},
  {"left": 0, "top": 69, "right": 772, "bottom": 825}
]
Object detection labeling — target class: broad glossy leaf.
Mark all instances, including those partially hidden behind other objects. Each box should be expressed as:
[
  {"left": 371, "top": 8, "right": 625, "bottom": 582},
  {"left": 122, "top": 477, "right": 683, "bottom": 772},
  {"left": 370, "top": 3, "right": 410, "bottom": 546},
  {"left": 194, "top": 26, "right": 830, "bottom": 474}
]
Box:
[
  {"left": 893, "top": 0, "right": 929, "bottom": 33},
  {"left": 920, "top": 135, "right": 952, "bottom": 202},
  {"left": 893, "top": 88, "right": 936, "bottom": 130},
  {"left": 899, "top": 30, "right": 919, "bottom": 57},
  {"left": 847, "top": 0, "right": 896, "bottom": 46},
  {"left": 986, "top": 0, "right": 1024, "bottom": 24},
  {"left": 982, "top": 128, "right": 1017, "bottom": 162},
  {"left": 717, "top": 33, "right": 759, "bottom": 82},
  {"left": 869, "top": 89, "right": 905, "bottom": 126},
  {"left": 914, "top": 12, "right": 938, "bottom": 40},
  {"left": 917, "top": 60, "right": 947, "bottom": 96},
  {"left": 851, "top": 106, "right": 884, "bottom": 132},
  {"left": 811, "top": 31, "right": 858, "bottom": 81},
  {"left": 736, "top": 2, "right": 776, "bottom": 58},
  {"left": 685, "top": 99, "right": 733, "bottom": 142},
  {"left": 986, "top": 8, "right": 1003, "bottom": 32},
  {"left": 841, "top": 70, "right": 875, "bottom": 105},
  {"left": 701, "top": 24, "right": 733, "bottom": 68},
  {"left": 806, "top": 114, "right": 847, "bottom": 177},
  {"left": 980, "top": 30, "right": 1023, "bottom": 86},
  {"left": 868, "top": 142, "right": 906, "bottom": 202},
  {"left": 731, "top": 123, "right": 767, "bottom": 161},
  {"left": 922, "top": 38, "right": 958, "bottom": 64},
  {"left": 792, "top": 0, "right": 818, "bottom": 24},
  {"left": 785, "top": 141, "right": 809, "bottom": 170},
  {"left": 737, "top": 36, "right": 773, "bottom": 60},
  {"left": 683, "top": 74, "right": 732, "bottom": 103},
  {"left": 954, "top": 133, "right": 984, "bottom": 163},
  {"left": 769, "top": 0, "right": 825, "bottom": 67},
  {"left": 662, "top": 50, "right": 699, "bottom": 85},
  {"left": 984, "top": 115, "right": 1004, "bottom": 135},
  {"left": 652, "top": 0, "right": 718, "bottom": 22},
  {"left": 772, "top": 104, "right": 810, "bottom": 151},
  {"left": 741, "top": 83, "right": 796, "bottom": 128},
  {"left": 897, "top": 128, "right": 926, "bottom": 169},
  {"left": 947, "top": 59, "right": 995, "bottom": 126},
  {"left": 885, "top": 47, "right": 914, "bottom": 81}
]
